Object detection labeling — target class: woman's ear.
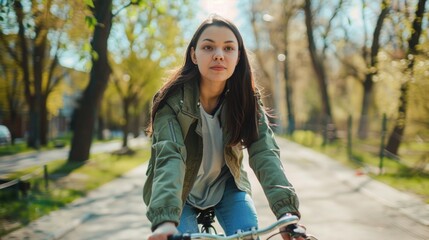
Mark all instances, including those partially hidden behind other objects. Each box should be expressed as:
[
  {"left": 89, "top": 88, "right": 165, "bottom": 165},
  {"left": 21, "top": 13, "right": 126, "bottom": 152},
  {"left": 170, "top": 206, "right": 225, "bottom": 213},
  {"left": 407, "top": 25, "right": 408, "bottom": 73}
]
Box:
[{"left": 191, "top": 47, "right": 197, "bottom": 64}]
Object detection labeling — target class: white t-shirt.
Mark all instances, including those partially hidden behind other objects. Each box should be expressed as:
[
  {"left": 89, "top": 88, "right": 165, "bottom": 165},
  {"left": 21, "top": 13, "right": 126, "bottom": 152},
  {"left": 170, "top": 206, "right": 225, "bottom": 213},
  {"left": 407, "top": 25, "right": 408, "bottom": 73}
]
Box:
[{"left": 187, "top": 104, "right": 231, "bottom": 209}]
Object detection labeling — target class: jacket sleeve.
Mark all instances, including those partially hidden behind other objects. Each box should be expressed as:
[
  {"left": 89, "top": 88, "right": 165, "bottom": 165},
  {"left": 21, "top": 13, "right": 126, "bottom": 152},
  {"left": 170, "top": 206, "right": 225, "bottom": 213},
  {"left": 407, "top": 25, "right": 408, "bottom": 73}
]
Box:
[
  {"left": 247, "top": 104, "right": 300, "bottom": 219},
  {"left": 146, "top": 103, "right": 187, "bottom": 230}
]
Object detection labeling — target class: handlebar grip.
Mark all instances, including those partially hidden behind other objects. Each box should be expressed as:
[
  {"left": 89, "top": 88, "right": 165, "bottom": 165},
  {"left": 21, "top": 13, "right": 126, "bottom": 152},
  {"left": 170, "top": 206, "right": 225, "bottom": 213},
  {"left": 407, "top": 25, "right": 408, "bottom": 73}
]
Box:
[{"left": 167, "top": 234, "right": 191, "bottom": 240}]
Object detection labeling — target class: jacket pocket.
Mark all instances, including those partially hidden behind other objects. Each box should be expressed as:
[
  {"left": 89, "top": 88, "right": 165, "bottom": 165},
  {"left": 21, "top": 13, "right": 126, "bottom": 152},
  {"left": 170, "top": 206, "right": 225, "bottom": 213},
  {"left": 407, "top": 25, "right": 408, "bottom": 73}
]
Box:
[{"left": 168, "top": 119, "right": 178, "bottom": 143}]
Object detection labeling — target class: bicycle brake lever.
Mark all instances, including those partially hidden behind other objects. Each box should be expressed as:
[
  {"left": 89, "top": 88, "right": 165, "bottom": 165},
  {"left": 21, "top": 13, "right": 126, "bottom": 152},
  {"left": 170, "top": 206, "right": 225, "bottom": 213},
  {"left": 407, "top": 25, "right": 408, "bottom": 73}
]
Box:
[{"left": 285, "top": 224, "right": 312, "bottom": 239}]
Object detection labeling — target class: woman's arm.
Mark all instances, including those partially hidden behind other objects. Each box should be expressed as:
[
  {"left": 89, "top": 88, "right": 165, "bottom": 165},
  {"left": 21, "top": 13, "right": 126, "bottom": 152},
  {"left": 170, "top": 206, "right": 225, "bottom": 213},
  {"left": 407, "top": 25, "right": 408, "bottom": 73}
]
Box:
[
  {"left": 247, "top": 104, "right": 300, "bottom": 218},
  {"left": 146, "top": 104, "right": 187, "bottom": 230}
]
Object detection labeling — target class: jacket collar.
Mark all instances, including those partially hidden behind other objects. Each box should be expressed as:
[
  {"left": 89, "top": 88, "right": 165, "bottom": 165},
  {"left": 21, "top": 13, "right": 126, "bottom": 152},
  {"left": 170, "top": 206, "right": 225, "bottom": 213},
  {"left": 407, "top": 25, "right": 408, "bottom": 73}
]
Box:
[{"left": 180, "top": 80, "right": 201, "bottom": 119}]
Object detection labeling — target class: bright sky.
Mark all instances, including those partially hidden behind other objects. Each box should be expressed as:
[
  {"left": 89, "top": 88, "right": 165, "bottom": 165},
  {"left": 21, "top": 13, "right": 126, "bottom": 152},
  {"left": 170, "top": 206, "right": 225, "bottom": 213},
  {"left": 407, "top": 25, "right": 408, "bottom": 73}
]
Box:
[
  {"left": 194, "top": 0, "right": 256, "bottom": 48},
  {"left": 197, "top": 0, "right": 240, "bottom": 22}
]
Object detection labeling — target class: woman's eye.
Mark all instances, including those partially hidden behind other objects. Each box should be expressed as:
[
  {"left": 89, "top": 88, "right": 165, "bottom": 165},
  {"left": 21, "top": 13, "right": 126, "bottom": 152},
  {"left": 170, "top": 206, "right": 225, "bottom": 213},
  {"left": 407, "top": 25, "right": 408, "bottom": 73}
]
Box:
[
  {"left": 225, "top": 46, "right": 234, "bottom": 51},
  {"left": 203, "top": 46, "right": 213, "bottom": 50}
]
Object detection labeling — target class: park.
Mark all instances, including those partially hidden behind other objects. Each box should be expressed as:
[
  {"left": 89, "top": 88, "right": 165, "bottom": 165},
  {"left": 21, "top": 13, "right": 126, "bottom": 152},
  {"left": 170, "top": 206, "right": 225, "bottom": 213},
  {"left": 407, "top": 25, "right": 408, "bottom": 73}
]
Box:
[{"left": 1, "top": 0, "right": 428, "bottom": 239}]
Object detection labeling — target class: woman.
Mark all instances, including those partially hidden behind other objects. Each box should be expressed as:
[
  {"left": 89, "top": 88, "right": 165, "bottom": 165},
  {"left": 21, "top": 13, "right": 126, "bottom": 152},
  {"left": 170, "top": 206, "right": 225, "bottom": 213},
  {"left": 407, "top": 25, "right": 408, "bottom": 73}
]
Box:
[{"left": 144, "top": 14, "right": 302, "bottom": 240}]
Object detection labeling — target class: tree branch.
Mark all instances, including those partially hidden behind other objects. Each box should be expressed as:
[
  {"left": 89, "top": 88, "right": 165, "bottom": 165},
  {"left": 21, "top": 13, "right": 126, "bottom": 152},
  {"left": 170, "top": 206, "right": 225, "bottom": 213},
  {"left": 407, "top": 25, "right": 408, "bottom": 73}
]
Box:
[
  {"left": 0, "top": 30, "right": 22, "bottom": 65},
  {"left": 112, "top": 1, "right": 139, "bottom": 17},
  {"left": 322, "top": 0, "right": 344, "bottom": 57}
]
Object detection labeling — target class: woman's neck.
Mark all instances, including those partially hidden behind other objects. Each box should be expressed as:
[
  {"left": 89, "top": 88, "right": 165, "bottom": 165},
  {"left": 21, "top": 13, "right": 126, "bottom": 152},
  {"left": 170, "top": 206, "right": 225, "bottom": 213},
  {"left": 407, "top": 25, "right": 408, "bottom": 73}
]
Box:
[{"left": 199, "top": 81, "right": 226, "bottom": 114}]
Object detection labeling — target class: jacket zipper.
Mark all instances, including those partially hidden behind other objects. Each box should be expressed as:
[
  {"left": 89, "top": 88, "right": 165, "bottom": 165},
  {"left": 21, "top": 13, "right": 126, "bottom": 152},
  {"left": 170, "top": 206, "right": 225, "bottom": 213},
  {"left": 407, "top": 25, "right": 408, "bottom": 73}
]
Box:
[{"left": 168, "top": 120, "right": 177, "bottom": 143}]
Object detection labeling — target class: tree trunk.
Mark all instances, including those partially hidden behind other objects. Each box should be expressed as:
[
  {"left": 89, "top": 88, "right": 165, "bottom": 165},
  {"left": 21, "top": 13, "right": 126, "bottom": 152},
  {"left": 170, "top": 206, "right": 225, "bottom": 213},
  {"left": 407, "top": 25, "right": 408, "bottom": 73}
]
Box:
[
  {"left": 32, "top": 16, "right": 48, "bottom": 147},
  {"left": 122, "top": 99, "right": 130, "bottom": 148},
  {"left": 97, "top": 114, "right": 105, "bottom": 140},
  {"left": 282, "top": 49, "right": 295, "bottom": 135},
  {"left": 304, "top": 0, "right": 336, "bottom": 141},
  {"left": 357, "top": 0, "right": 389, "bottom": 139},
  {"left": 40, "top": 96, "right": 48, "bottom": 145},
  {"left": 27, "top": 100, "right": 38, "bottom": 147},
  {"left": 281, "top": 2, "right": 296, "bottom": 136},
  {"left": 385, "top": 83, "right": 408, "bottom": 155},
  {"left": 131, "top": 102, "right": 141, "bottom": 138},
  {"left": 357, "top": 74, "right": 374, "bottom": 139},
  {"left": 14, "top": 0, "right": 36, "bottom": 148},
  {"left": 385, "top": 0, "right": 426, "bottom": 155},
  {"left": 68, "top": 0, "right": 113, "bottom": 162},
  {"left": 249, "top": 4, "right": 275, "bottom": 109}
]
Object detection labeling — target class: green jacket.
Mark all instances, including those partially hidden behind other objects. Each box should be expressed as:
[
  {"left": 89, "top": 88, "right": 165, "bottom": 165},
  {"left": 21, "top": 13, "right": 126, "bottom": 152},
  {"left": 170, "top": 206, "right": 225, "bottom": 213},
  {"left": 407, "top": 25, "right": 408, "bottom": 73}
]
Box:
[{"left": 143, "top": 80, "right": 300, "bottom": 230}]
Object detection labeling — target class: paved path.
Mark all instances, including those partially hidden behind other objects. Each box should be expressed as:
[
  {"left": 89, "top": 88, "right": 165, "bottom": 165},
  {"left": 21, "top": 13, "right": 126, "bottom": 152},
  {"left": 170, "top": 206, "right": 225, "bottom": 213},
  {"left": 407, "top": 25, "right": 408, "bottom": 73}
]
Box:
[
  {"left": 4, "top": 138, "right": 429, "bottom": 240},
  {"left": 0, "top": 137, "right": 147, "bottom": 177}
]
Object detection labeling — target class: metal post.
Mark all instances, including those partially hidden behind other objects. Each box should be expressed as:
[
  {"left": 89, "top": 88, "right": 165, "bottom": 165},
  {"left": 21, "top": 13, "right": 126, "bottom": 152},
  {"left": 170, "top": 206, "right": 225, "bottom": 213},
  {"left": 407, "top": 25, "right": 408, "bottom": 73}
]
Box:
[
  {"left": 347, "top": 115, "right": 352, "bottom": 161},
  {"left": 379, "top": 114, "right": 387, "bottom": 175},
  {"left": 43, "top": 164, "right": 49, "bottom": 191}
]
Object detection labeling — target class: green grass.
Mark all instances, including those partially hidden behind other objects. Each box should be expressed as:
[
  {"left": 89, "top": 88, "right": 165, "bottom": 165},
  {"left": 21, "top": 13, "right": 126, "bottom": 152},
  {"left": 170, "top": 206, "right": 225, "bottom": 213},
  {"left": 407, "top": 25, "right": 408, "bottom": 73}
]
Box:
[
  {"left": 0, "top": 142, "right": 34, "bottom": 156},
  {"left": 0, "top": 134, "right": 122, "bottom": 157},
  {"left": 0, "top": 146, "right": 150, "bottom": 237},
  {"left": 286, "top": 130, "right": 429, "bottom": 203}
]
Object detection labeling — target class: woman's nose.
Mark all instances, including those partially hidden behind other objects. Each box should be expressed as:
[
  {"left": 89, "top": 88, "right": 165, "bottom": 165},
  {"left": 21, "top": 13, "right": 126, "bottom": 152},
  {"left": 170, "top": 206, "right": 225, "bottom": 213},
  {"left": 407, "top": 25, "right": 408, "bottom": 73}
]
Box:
[{"left": 213, "top": 48, "right": 224, "bottom": 61}]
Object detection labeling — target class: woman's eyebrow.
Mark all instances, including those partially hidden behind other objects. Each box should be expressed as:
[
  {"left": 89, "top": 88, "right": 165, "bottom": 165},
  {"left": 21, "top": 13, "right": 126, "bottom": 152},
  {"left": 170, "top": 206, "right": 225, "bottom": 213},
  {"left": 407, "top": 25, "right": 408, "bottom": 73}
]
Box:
[{"left": 201, "top": 38, "right": 237, "bottom": 44}]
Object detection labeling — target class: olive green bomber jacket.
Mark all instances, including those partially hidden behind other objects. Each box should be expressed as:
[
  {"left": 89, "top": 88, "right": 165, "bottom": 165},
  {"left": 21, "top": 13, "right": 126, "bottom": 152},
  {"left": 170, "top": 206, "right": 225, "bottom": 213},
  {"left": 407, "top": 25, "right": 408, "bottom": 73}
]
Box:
[{"left": 143, "top": 80, "right": 300, "bottom": 230}]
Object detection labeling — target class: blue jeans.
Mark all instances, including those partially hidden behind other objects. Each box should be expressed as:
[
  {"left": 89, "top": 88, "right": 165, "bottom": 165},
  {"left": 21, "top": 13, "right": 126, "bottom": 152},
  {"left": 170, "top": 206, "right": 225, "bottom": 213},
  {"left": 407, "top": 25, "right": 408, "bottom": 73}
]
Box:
[{"left": 178, "top": 177, "right": 259, "bottom": 235}]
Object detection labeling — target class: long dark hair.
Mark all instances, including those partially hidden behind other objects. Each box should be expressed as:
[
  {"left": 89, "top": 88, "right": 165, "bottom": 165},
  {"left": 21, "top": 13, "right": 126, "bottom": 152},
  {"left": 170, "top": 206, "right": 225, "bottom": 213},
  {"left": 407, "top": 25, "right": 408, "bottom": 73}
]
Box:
[{"left": 147, "top": 14, "right": 259, "bottom": 148}]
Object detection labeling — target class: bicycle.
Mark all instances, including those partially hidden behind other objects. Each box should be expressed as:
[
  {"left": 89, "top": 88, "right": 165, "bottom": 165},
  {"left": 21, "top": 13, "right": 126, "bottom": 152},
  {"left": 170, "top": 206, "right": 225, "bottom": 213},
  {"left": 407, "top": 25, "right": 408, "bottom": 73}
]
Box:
[{"left": 167, "top": 207, "right": 318, "bottom": 240}]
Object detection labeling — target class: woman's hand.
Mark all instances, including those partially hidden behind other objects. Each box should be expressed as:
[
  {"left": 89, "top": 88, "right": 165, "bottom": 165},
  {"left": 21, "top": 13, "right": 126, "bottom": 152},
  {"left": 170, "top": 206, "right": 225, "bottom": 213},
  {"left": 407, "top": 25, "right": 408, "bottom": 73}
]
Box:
[
  {"left": 279, "top": 213, "right": 306, "bottom": 240},
  {"left": 147, "top": 222, "right": 179, "bottom": 240},
  {"left": 280, "top": 225, "right": 306, "bottom": 240}
]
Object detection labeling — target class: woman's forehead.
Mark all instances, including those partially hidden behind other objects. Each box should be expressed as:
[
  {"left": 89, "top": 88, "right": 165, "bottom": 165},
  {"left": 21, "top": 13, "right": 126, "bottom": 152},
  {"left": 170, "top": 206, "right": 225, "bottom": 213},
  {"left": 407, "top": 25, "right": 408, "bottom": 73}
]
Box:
[{"left": 197, "top": 25, "right": 238, "bottom": 44}]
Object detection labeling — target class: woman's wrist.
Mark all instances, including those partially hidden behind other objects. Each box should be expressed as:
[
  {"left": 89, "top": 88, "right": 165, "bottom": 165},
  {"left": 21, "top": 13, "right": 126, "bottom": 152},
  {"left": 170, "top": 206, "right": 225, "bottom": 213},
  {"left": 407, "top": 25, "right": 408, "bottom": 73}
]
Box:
[
  {"left": 279, "top": 212, "right": 299, "bottom": 219},
  {"left": 153, "top": 221, "right": 177, "bottom": 232}
]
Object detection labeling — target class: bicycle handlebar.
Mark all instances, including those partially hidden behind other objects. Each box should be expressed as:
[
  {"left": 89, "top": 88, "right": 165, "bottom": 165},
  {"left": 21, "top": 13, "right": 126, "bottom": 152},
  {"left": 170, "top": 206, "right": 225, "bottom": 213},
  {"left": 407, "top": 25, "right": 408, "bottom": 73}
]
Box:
[{"left": 167, "top": 215, "right": 317, "bottom": 240}]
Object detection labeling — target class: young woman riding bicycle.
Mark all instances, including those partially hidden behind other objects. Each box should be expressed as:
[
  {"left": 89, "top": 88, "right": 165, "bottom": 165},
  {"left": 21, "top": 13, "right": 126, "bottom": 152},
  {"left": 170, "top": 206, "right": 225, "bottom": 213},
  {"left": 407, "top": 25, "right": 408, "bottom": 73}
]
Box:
[{"left": 144, "top": 14, "right": 305, "bottom": 240}]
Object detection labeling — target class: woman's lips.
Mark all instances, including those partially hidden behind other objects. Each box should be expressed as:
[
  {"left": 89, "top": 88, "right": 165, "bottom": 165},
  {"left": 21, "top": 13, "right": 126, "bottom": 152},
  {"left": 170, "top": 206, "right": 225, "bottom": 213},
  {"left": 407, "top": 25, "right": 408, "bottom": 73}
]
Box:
[{"left": 210, "top": 65, "right": 226, "bottom": 71}]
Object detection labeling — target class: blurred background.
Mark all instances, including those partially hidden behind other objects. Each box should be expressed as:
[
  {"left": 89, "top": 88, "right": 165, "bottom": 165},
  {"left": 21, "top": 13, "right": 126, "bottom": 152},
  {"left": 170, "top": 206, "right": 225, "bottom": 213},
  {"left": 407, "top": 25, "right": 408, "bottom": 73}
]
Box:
[{"left": 0, "top": 0, "right": 428, "bottom": 237}]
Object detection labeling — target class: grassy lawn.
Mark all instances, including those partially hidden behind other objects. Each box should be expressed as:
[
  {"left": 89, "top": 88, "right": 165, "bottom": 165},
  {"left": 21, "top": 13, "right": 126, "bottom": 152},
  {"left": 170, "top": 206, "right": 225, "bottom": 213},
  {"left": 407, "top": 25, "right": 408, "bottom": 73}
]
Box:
[
  {"left": 0, "top": 134, "right": 122, "bottom": 157},
  {"left": 0, "top": 141, "right": 36, "bottom": 156},
  {"left": 286, "top": 130, "right": 429, "bottom": 204},
  {"left": 0, "top": 134, "right": 74, "bottom": 156},
  {"left": 0, "top": 145, "right": 150, "bottom": 237}
]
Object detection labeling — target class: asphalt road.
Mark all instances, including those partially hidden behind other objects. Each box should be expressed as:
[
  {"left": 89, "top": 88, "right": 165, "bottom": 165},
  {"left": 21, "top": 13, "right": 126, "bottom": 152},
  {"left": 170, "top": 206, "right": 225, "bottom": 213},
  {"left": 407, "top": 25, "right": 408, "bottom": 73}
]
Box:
[{"left": 58, "top": 138, "right": 429, "bottom": 240}]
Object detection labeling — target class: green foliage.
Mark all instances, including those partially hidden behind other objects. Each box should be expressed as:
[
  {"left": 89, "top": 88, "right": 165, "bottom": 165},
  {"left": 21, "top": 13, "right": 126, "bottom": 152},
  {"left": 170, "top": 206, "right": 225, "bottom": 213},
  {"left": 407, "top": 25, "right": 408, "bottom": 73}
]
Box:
[
  {"left": 0, "top": 0, "right": 92, "bottom": 147},
  {"left": 374, "top": 165, "right": 429, "bottom": 203},
  {"left": 84, "top": 15, "right": 97, "bottom": 29},
  {"left": 290, "top": 130, "right": 323, "bottom": 147},
  {"left": 102, "top": 0, "right": 194, "bottom": 129},
  {"left": 0, "top": 142, "right": 31, "bottom": 156},
  {"left": 84, "top": 0, "right": 95, "bottom": 8}
]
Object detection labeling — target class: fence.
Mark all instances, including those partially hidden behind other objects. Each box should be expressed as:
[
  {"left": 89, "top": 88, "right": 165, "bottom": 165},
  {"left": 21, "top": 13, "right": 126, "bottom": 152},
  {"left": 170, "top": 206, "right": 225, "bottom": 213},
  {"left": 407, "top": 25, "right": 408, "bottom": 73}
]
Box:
[
  {"left": 0, "top": 164, "right": 49, "bottom": 199},
  {"left": 285, "top": 114, "right": 429, "bottom": 175}
]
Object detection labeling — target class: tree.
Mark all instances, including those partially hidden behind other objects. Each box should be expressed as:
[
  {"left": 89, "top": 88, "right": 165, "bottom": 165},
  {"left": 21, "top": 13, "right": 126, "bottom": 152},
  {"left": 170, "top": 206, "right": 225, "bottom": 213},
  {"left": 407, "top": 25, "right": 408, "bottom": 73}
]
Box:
[
  {"left": 0, "top": 38, "right": 25, "bottom": 144},
  {"left": 385, "top": 0, "right": 427, "bottom": 155},
  {"left": 249, "top": 0, "right": 300, "bottom": 134},
  {"left": 68, "top": 0, "right": 114, "bottom": 162},
  {"left": 356, "top": 0, "right": 391, "bottom": 139},
  {"left": 249, "top": 0, "right": 276, "bottom": 109},
  {"left": 278, "top": 2, "right": 301, "bottom": 135},
  {"left": 0, "top": 0, "right": 84, "bottom": 148},
  {"left": 303, "top": 0, "right": 344, "bottom": 141},
  {"left": 68, "top": 0, "right": 192, "bottom": 162},
  {"left": 107, "top": 1, "right": 191, "bottom": 151}
]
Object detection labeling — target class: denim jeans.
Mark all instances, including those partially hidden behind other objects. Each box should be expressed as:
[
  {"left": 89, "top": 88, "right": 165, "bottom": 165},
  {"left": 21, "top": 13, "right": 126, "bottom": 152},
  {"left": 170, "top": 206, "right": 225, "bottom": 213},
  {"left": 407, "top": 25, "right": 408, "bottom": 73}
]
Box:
[{"left": 178, "top": 177, "right": 259, "bottom": 235}]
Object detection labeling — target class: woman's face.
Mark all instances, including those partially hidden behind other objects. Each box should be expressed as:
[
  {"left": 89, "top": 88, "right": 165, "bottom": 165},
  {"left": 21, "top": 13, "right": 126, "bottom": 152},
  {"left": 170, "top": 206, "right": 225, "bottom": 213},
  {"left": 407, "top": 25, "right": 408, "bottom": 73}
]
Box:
[{"left": 191, "top": 25, "right": 240, "bottom": 84}]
